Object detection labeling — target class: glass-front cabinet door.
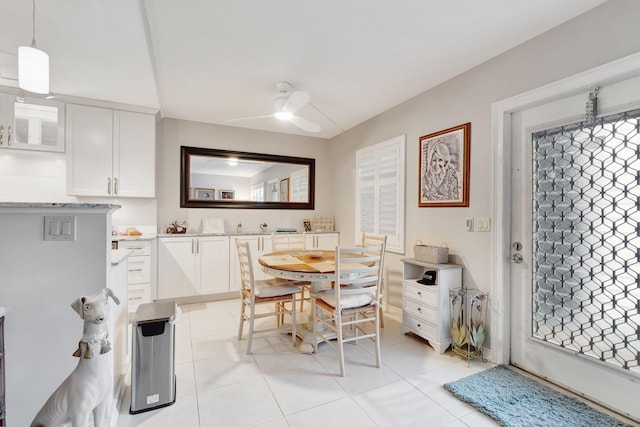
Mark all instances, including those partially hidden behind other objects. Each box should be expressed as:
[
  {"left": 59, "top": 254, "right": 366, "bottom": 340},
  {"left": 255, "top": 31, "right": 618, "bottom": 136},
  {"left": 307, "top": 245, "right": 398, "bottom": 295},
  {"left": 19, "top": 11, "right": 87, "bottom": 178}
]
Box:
[{"left": 0, "top": 94, "right": 65, "bottom": 152}]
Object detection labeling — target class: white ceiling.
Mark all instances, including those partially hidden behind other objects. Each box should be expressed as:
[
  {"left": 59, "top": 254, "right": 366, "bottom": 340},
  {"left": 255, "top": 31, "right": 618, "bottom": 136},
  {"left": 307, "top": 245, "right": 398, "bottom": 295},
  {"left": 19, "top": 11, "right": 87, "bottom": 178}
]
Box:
[{"left": 0, "top": 0, "right": 607, "bottom": 139}]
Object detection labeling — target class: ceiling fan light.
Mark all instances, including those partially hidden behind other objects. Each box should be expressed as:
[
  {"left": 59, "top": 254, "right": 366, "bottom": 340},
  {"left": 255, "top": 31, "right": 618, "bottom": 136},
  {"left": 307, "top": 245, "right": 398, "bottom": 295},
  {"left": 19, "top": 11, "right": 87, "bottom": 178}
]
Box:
[
  {"left": 18, "top": 45, "right": 49, "bottom": 94},
  {"left": 275, "top": 111, "right": 292, "bottom": 121}
]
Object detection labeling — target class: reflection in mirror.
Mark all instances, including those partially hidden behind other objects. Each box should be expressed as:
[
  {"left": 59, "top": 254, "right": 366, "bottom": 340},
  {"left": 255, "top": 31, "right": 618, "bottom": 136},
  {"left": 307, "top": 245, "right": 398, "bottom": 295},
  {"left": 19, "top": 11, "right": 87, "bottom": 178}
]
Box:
[{"left": 180, "top": 146, "right": 315, "bottom": 209}]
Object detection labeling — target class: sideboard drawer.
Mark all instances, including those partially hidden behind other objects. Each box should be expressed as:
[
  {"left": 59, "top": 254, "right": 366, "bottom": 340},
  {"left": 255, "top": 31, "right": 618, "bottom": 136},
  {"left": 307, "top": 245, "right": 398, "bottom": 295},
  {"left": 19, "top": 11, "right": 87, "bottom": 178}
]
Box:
[
  {"left": 403, "top": 282, "right": 438, "bottom": 307},
  {"left": 403, "top": 312, "right": 437, "bottom": 341},
  {"left": 403, "top": 298, "right": 438, "bottom": 323}
]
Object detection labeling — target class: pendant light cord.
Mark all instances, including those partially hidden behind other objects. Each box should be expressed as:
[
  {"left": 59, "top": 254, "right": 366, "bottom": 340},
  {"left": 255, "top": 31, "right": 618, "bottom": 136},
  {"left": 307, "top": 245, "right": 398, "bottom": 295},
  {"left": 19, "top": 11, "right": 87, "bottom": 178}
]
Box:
[{"left": 31, "top": 0, "right": 37, "bottom": 47}]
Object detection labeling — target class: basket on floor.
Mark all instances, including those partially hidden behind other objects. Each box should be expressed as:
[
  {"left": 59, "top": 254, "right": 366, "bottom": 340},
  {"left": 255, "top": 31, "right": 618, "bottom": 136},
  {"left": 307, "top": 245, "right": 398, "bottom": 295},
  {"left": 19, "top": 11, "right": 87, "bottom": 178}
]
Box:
[{"left": 414, "top": 241, "right": 449, "bottom": 264}]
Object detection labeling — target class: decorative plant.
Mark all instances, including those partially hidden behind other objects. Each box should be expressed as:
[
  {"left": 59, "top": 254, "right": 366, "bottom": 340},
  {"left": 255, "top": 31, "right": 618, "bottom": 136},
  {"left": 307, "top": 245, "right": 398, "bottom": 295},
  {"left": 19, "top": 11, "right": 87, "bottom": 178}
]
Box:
[
  {"left": 467, "top": 294, "right": 486, "bottom": 350},
  {"left": 450, "top": 288, "right": 488, "bottom": 360},
  {"left": 450, "top": 290, "right": 468, "bottom": 347},
  {"left": 167, "top": 219, "right": 187, "bottom": 234}
]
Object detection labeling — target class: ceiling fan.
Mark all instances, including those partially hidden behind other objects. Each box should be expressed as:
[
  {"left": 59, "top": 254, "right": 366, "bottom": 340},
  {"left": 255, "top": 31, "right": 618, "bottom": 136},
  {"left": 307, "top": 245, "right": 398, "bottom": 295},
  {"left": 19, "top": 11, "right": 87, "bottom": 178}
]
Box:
[{"left": 226, "top": 82, "right": 321, "bottom": 133}]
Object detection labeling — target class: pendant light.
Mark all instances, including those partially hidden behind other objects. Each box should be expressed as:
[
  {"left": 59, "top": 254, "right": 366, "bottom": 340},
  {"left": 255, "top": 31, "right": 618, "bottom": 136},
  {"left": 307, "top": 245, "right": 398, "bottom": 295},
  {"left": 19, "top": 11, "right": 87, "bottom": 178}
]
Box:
[{"left": 18, "top": 0, "right": 49, "bottom": 94}]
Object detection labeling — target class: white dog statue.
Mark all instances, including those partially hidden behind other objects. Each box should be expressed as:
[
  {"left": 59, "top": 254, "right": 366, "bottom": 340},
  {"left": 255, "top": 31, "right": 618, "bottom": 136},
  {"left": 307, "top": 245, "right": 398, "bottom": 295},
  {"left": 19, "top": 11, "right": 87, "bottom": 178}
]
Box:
[{"left": 31, "top": 288, "right": 120, "bottom": 427}]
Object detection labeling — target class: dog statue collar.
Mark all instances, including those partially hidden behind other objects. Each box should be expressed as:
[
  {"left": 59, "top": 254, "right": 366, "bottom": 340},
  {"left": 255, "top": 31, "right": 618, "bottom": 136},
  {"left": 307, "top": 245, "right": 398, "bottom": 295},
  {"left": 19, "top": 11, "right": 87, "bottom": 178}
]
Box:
[{"left": 72, "top": 337, "right": 112, "bottom": 359}]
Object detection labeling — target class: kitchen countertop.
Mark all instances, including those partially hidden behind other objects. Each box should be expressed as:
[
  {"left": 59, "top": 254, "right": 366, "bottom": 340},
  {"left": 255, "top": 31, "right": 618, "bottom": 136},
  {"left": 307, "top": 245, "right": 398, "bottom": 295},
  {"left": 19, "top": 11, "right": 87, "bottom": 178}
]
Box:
[
  {"left": 0, "top": 202, "right": 121, "bottom": 212},
  {"left": 157, "top": 230, "right": 338, "bottom": 238},
  {"left": 112, "top": 233, "right": 157, "bottom": 241}
]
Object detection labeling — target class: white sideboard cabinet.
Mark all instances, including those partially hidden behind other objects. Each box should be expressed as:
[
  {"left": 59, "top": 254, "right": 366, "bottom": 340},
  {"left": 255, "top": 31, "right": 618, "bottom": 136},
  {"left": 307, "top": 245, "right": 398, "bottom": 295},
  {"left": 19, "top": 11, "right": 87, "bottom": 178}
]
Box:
[
  {"left": 400, "top": 258, "right": 462, "bottom": 354},
  {"left": 157, "top": 236, "right": 230, "bottom": 299},
  {"left": 66, "top": 104, "right": 155, "bottom": 197}
]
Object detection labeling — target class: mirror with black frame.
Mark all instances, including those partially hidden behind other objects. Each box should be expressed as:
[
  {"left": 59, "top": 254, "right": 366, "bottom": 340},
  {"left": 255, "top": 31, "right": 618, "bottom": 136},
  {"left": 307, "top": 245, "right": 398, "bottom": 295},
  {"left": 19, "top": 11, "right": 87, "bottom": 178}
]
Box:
[{"left": 180, "top": 145, "right": 315, "bottom": 209}]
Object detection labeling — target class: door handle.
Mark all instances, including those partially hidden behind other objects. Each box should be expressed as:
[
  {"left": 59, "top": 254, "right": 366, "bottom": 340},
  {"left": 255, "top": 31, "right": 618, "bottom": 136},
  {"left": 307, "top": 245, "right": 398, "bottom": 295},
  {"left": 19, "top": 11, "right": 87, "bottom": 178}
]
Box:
[{"left": 511, "top": 253, "right": 523, "bottom": 263}]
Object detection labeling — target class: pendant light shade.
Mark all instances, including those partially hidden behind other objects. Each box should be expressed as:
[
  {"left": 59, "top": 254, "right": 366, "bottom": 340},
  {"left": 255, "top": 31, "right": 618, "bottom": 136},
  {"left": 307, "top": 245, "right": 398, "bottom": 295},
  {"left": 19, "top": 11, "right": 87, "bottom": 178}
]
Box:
[
  {"left": 18, "top": 0, "right": 49, "bottom": 94},
  {"left": 18, "top": 46, "right": 49, "bottom": 94}
]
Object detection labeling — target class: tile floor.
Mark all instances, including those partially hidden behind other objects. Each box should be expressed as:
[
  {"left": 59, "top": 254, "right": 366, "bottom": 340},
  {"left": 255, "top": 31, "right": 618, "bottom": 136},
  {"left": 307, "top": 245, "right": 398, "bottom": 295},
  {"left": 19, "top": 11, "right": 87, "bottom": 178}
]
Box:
[{"left": 116, "top": 298, "right": 499, "bottom": 427}]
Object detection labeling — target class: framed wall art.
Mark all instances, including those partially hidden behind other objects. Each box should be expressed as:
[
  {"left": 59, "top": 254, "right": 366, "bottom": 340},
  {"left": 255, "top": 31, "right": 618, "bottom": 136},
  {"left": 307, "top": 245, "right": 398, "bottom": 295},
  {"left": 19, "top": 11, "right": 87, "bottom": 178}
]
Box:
[
  {"left": 219, "top": 190, "right": 235, "bottom": 200},
  {"left": 419, "top": 122, "right": 470, "bottom": 207},
  {"left": 194, "top": 188, "right": 215, "bottom": 201}
]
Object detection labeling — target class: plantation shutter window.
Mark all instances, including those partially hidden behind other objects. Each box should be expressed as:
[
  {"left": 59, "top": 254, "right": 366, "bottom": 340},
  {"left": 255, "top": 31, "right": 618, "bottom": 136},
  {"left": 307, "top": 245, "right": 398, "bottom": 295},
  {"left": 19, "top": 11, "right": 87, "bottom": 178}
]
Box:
[{"left": 355, "top": 135, "right": 405, "bottom": 253}]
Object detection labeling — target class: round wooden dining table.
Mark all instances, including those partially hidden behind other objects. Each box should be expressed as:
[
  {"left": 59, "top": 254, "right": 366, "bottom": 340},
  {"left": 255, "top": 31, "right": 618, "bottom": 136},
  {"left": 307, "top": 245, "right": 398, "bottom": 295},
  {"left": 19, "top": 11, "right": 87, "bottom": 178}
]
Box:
[{"left": 258, "top": 249, "right": 343, "bottom": 353}]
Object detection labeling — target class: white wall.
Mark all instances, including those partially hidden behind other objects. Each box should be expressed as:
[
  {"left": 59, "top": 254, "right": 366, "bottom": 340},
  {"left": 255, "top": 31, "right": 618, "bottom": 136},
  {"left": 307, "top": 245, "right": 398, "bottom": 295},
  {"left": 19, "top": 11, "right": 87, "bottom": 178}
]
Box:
[
  {"left": 328, "top": 0, "right": 640, "bottom": 323},
  {"left": 156, "top": 118, "right": 332, "bottom": 234}
]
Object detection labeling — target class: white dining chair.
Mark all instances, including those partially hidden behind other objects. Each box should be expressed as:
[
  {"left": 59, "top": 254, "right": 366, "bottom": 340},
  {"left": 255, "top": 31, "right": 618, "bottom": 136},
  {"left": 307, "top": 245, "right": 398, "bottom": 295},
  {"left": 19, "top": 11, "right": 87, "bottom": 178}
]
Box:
[
  {"left": 236, "top": 240, "right": 299, "bottom": 355},
  {"left": 271, "top": 232, "right": 311, "bottom": 313},
  {"left": 311, "top": 243, "right": 385, "bottom": 376},
  {"left": 361, "top": 233, "right": 387, "bottom": 328}
]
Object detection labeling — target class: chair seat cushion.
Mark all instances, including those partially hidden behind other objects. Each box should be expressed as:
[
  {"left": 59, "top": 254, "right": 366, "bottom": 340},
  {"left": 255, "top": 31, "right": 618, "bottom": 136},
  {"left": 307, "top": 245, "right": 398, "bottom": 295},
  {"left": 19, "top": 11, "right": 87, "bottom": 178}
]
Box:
[
  {"left": 314, "top": 288, "right": 375, "bottom": 309},
  {"left": 254, "top": 278, "right": 301, "bottom": 297}
]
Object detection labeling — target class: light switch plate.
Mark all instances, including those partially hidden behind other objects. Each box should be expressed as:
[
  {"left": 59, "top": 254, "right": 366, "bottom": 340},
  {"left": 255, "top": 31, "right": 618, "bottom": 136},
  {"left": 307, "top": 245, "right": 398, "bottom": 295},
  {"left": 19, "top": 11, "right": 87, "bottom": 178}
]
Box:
[
  {"left": 475, "top": 217, "right": 491, "bottom": 232},
  {"left": 44, "top": 216, "right": 76, "bottom": 241}
]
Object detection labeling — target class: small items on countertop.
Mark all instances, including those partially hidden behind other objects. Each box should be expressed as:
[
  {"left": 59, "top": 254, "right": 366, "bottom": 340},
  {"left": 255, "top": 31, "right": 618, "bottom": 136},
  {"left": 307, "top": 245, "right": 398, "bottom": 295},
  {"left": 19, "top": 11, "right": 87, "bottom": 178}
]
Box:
[
  {"left": 126, "top": 227, "right": 142, "bottom": 236},
  {"left": 166, "top": 220, "right": 187, "bottom": 234}
]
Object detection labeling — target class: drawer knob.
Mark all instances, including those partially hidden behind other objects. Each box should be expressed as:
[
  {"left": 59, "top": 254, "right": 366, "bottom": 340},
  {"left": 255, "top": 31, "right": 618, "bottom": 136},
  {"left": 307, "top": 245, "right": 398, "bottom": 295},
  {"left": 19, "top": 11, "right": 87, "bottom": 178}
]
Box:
[
  {"left": 417, "top": 291, "right": 422, "bottom": 296},
  {"left": 417, "top": 307, "right": 422, "bottom": 312}
]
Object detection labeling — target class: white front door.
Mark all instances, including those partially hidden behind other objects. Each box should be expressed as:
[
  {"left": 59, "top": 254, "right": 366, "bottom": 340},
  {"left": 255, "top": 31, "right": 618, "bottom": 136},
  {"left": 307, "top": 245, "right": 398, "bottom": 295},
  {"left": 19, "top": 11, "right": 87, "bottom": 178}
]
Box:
[{"left": 509, "top": 73, "right": 640, "bottom": 421}]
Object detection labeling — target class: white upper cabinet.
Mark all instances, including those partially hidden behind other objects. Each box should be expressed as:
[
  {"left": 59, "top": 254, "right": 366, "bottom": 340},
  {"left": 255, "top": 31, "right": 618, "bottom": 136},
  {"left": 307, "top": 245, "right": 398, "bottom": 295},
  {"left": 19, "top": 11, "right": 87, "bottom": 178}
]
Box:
[
  {"left": 0, "top": 94, "right": 65, "bottom": 152},
  {"left": 66, "top": 104, "right": 155, "bottom": 197}
]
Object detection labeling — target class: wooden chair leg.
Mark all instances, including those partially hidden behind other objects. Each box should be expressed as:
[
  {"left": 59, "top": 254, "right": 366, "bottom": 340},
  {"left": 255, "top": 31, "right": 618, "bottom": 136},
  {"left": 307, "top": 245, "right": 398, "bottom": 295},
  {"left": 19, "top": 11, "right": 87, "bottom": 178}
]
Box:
[{"left": 238, "top": 299, "right": 245, "bottom": 340}]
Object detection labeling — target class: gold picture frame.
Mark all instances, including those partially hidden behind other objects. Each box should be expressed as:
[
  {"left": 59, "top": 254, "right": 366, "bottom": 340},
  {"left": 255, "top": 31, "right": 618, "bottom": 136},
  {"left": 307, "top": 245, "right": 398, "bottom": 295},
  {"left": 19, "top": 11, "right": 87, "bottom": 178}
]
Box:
[{"left": 419, "top": 122, "right": 470, "bottom": 207}]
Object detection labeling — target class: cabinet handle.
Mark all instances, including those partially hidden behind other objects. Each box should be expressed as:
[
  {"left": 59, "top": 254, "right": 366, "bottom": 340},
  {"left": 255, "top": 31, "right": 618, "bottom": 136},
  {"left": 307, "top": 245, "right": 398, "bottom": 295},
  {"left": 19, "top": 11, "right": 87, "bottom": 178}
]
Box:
[
  {"left": 128, "top": 268, "right": 143, "bottom": 272},
  {"left": 0, "top": 125, "right": 3, "bottom": 144},
  {"left": 6, "top": 126, "right": 10, "bottom": 145},
  {"left": 114, "top": 177, "right": 118, "bottom": 195},
  {"left": 191, "top": 239, "right": 195, "bottom": 254},
  {"left": 107, "top": 177, "right": 111, "bottom": 195},
  {"left": 417, "top": 291, "right": 422, "bottom": 297},
  {"left": 417, "top": 307, "right": 422, "bottom": 312},
  {"left": 196, "top": 239, "right": 200, "bottom": 254}
]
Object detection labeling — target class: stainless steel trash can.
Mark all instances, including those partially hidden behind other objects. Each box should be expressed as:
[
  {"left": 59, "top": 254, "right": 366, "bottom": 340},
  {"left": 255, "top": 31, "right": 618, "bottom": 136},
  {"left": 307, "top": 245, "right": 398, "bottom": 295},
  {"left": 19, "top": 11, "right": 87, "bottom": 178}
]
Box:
[{"left": 130, "top": 301, "right": 177, "bottom": 414}]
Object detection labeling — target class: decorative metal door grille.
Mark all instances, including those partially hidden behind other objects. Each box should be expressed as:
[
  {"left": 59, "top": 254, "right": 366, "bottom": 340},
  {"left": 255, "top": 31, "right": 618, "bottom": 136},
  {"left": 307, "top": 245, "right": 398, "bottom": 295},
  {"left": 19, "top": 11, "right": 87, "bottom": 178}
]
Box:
[{"left": 531, "top": 108, "right": 640, "bottom": 374}]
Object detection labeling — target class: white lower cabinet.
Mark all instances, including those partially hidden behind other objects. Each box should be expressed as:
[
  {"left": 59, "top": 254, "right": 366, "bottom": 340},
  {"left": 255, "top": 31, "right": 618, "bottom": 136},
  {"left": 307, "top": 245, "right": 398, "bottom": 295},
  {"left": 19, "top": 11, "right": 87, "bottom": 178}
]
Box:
[
  {"left": 157, "top": 236, "right": 229, "bottom": 299},
  {"left": 400, "top": 258, "right": 462, "bottom": 354},
  {"left": 229, "top": 235, "right": 272, "bottom": 290},
  {"left": 117, "top": 240, "right": 153, "bottom": 316},
  {"left": 306, "top": 232, "right": 339, "bottom": 250}
]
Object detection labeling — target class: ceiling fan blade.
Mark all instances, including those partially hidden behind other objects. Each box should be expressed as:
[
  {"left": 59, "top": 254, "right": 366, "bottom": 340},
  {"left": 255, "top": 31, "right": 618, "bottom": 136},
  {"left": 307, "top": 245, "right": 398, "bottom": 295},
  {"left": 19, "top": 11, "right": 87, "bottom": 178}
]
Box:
[
  {"left": 225, "top": 114, "right": 274, "bottom": 123},
  {"left": 289, "top": 115, "right": 321, "bottom": 133},
  {"left": 283, "top": 91, "right": 310, "bottom": 113}
]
